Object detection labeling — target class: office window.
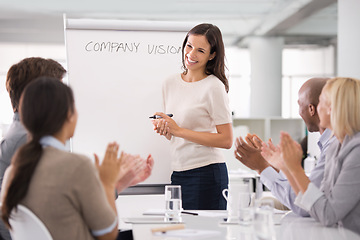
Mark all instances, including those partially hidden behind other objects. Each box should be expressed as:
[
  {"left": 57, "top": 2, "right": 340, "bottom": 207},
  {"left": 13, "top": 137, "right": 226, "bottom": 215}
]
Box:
[
  {"left": 282, "top": 46, "right": 335, "bottom": 118},
  {"left": 226, "top": 45, "right": 335, "bottom": 119},
  {"left": 226, "top": 47, "right": 251, "bottom": 118}
]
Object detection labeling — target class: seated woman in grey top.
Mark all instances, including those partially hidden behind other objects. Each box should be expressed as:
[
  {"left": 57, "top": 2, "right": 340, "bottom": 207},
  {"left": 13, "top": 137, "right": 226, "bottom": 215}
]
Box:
[{"left": 262, "top": 77, "right": 360, "bottom": 235}]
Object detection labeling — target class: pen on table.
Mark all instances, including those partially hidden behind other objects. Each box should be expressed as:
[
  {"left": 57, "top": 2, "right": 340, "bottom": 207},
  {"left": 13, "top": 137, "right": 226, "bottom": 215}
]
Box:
[
  {"left": 151, "top": 224, "right": 185, "bottom": 233},
  {"left": 149, "top": 114, "right": 173, "bottom": 119},
  {"left": 181, "top": 211, "right": 198, "bottom": 216}
]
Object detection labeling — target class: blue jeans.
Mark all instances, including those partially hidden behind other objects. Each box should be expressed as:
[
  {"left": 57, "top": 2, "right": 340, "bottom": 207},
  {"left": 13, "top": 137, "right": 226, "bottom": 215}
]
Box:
[{"left": 171, "top": 163, "right": 228, "bottom": 210}]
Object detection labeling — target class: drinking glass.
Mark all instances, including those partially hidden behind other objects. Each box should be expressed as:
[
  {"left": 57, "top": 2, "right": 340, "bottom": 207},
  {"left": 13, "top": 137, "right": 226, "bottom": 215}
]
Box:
[
  {"left": 238, "top": 183, "right": 253, "bottom": 225},
  {"left": 254, "top": 198, "right": 275, "bottom": 239},
  {"left": 254, "top": 209, "right": 275, "bottom": 239},
  {"left": 164, "top": 185, "right": 182, "bottom": 221}
]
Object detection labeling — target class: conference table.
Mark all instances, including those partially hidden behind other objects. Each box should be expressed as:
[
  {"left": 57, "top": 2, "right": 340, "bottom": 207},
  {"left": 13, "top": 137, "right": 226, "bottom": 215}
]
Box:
[{"left": 122, "top": 210, "right": 360, "bottom": 240}]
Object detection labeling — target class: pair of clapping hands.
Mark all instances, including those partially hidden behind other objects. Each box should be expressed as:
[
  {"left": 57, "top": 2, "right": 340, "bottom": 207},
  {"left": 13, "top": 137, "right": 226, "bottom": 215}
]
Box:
[
  {"left": 234, "top": 132, "right": 303, "bottom": 174},
  {"left": 94, "top": 142, "right": 154, "bottom": 193}
]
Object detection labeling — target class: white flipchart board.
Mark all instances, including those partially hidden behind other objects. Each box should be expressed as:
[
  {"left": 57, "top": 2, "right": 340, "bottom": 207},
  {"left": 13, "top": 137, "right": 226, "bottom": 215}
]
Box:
[{"left": 64, "top": 18, "right": 193, "bottom": 184}]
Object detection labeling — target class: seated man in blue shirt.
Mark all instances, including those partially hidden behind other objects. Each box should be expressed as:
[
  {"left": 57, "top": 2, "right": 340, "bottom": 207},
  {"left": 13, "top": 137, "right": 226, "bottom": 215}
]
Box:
[{"left": 234, "top": 77, "right": 336, "bottom": 216}]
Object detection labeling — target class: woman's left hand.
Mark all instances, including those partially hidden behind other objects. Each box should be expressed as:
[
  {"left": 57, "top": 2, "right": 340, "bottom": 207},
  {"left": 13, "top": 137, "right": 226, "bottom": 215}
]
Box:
[
  {"left": 154, "top": 112, "right": 180, "bottom": 137},
  {"left": 280, "top": 132, "right": 303, "bottom": 172},
  {"left": 152, "top": 119, "right": 172, "bottom": 140}
]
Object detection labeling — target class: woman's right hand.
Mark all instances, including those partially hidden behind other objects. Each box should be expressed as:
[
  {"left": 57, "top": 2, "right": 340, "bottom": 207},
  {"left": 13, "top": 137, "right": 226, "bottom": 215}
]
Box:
[{"left": 94, "top": 142, "right": 121, "bottom": 188}]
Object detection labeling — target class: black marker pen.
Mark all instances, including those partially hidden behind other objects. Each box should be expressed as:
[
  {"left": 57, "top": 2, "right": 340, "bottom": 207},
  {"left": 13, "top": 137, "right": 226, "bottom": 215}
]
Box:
[
  {"left": 149, "top": 114, "right": 173, "bottom": 119},
  {"left": 181, "top": 211, "right": 198, "bottom": 216}
]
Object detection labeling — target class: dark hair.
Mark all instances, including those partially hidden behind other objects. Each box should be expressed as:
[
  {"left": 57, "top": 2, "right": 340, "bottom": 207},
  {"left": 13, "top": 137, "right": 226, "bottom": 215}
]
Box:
[
  {"left": 1, "top": 77, "right": 74, "bottom": 228},
  {"left": 6, "top": 57, "right": 66, "bottom": 112},
  {"left": 182, "top": 23, "right": 229, "bottom": 92}
]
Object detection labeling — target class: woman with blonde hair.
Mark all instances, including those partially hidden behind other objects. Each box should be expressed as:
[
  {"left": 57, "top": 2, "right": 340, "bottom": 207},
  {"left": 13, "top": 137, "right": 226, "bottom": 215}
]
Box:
[{"left": 262, "top": 77, "right": 360, "bottom": 234}]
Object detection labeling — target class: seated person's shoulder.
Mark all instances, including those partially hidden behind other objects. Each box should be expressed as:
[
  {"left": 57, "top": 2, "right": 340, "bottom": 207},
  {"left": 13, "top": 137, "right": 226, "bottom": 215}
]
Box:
[
  {"left": 0, "top": 127, "right": 27, "bottom": 158},
  {"left": 43, "top": 147, "right": 95, "bottom": 169}
]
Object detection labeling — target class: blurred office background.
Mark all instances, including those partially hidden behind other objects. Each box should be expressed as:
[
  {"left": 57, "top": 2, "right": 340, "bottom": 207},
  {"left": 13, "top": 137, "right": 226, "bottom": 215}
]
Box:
[{"left": 1, "top": 0, "right": 358, "bottom": 167}]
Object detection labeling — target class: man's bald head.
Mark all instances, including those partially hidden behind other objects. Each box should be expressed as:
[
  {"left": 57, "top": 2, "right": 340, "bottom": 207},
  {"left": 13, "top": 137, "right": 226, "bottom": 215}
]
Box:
[
  {"left": 298, "top": 78, "right": 329, "bottom": 133},
  {"left": 299, "top": 78, "right": 328, "bottom": 107}
]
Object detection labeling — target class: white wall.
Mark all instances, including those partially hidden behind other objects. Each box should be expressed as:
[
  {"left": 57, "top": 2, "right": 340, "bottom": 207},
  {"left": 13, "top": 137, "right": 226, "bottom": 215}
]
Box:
[
  {"left": 226, "top": 47, "right": 251, "bottom": 118},
  {"left": 0, "top": 43, "right": 66, "bottom": 138},
  {"left": 338, "top": 0, "right": 360, "bottom": 78},
  {"left": 249, "top": 37, "right": 283, "bottom": 117}
]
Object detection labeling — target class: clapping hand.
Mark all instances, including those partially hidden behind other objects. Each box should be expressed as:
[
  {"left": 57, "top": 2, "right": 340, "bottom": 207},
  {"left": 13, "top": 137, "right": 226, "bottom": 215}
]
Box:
[
  {"left": 129, "top": 154, "right": 154, "bottom": 186},
  {"left": 261, "top": 139, "right": 285, "bottom": 171},
  {"left": 94, "top": 142, "right": 122, "bottom": 188},
  {"left": 234, "top": 134, "right": 270, "bottom": 174},
  {"left": 115, "top": 153, "right": 154, "bottom": 192},
  {"left": 280, "top": 132, "right": 303, "bottom": 172},
  {"left": 245, "top": 134, "right": 263, "bottom": 149}
]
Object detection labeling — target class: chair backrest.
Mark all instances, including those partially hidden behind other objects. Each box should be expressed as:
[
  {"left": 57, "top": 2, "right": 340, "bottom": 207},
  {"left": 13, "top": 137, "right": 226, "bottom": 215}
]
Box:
[{"left": 9, "top": 204, "right": 53, "bottom": 240}]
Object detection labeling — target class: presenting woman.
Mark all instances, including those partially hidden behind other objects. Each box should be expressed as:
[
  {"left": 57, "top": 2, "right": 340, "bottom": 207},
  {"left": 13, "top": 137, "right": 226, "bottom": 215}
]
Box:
[{"left": 153, "top": 23, "right": 233, "bottom": 210}]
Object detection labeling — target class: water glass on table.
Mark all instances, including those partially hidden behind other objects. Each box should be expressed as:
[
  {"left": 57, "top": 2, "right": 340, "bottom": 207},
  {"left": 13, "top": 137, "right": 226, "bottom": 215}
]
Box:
[
  {"left": 164, "top": 185, "right": 182, "bottom": 222},
  {"left": 238, "top": 190, "right": 253, "bottom": 225},
  {"left": 254, "top": 198, "right": 275, "bottom": 239}
]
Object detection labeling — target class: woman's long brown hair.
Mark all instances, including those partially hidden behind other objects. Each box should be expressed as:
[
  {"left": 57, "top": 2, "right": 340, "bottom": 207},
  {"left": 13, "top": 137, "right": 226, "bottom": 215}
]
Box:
[{"left": 182, "top": 23, "right": 229, "bottom": 93}]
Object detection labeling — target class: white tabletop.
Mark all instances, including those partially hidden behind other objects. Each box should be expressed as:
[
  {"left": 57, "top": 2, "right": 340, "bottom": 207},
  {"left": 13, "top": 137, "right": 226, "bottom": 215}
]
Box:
[{"left": 125, "top": 210, "right": 360, "bottom": 240}]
